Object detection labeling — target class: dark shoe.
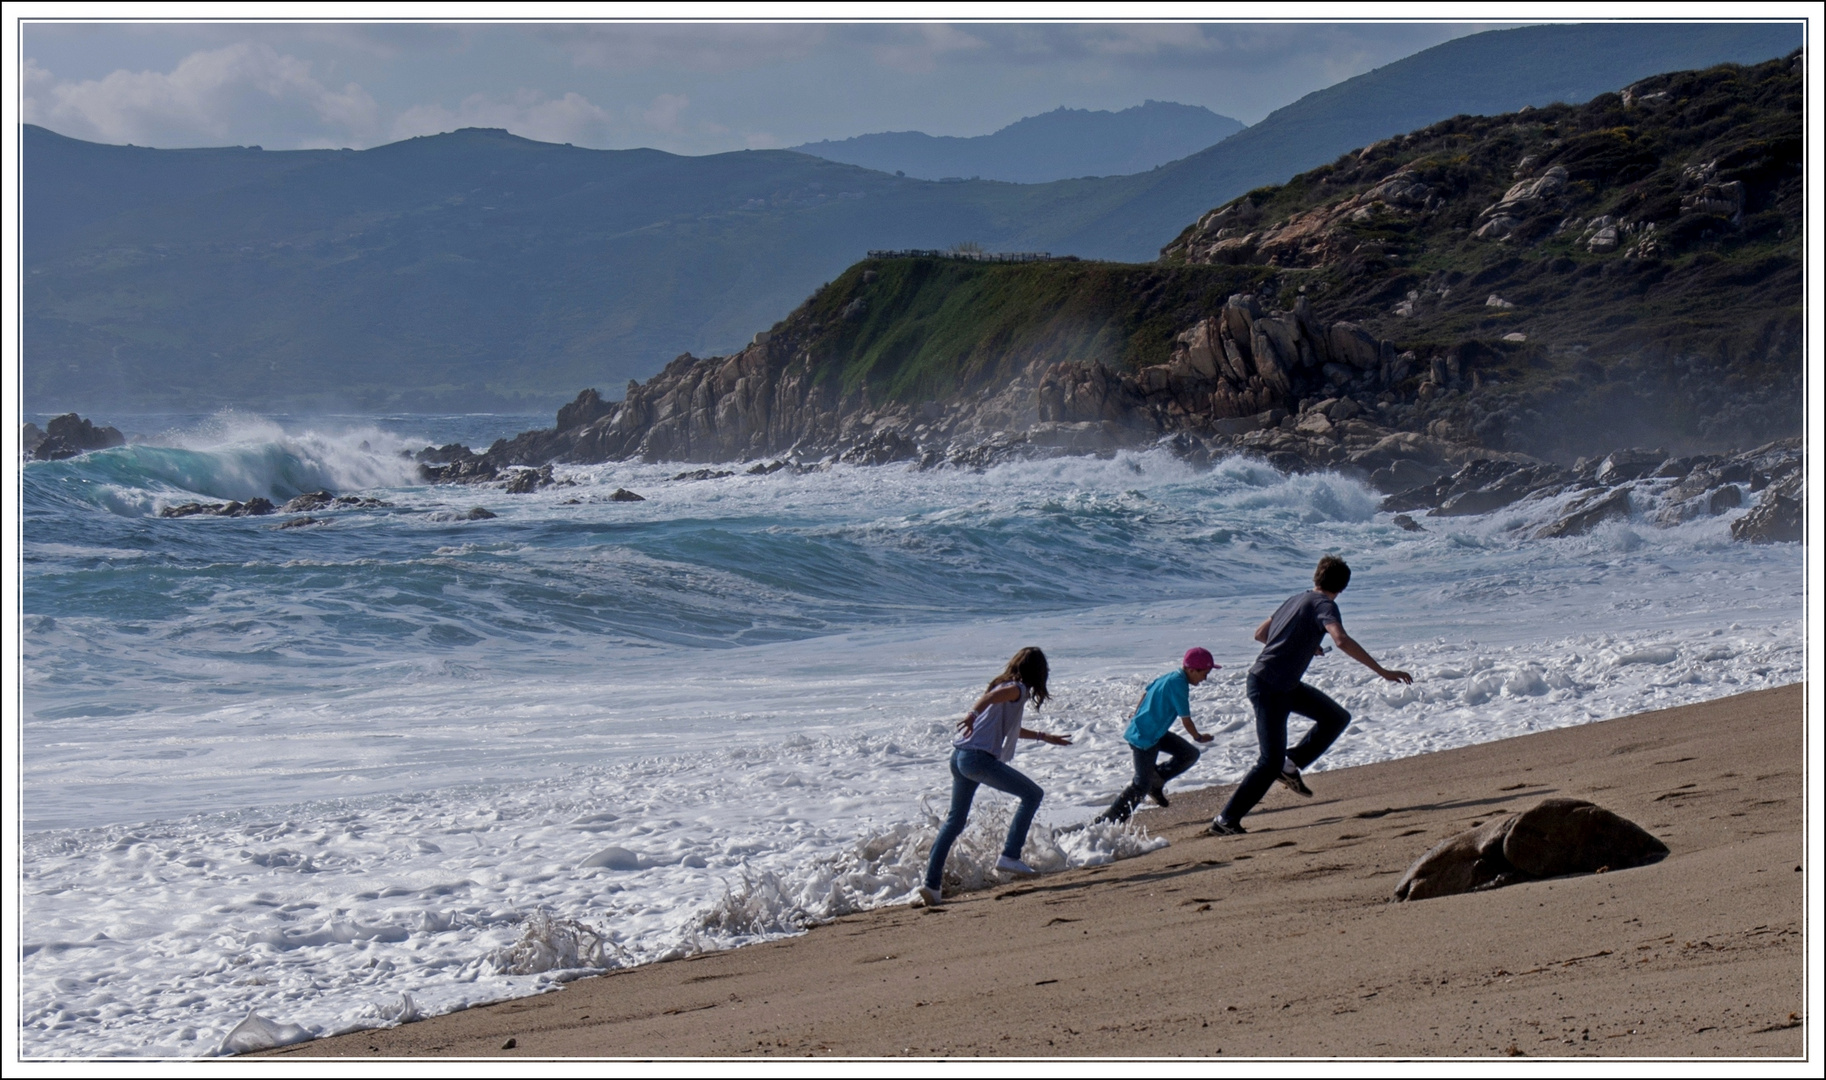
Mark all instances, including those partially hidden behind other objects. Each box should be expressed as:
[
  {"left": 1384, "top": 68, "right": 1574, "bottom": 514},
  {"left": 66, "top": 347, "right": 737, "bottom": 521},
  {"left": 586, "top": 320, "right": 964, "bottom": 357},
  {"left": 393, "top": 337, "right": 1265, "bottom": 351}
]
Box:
[
  {"left": 1147, "top": 783, "right": 1170, "bottom": 808},
  {"left": 1208, "top": 817, "right": 1247, "bottom": 836},
  {"left": 1278, "top": 765, "right": 1313, "bottom": 798}
]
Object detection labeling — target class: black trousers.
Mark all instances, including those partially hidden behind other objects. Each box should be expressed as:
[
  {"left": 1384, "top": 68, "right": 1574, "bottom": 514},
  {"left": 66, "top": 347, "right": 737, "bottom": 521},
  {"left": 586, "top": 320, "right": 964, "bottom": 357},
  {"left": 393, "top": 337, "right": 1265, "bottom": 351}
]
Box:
[
  {"left": 1219, "top": 675, "right": 1351, "bottom": 824},
  {"left": 1104, "top": 731, "right": 1200, "bottom": 822}
]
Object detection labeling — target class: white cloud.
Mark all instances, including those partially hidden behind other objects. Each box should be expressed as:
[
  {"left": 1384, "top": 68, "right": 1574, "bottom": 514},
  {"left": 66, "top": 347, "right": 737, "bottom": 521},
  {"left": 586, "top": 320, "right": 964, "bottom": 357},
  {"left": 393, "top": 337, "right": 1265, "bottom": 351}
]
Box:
[
  {"left": 544, "top": 24, "right": 828, "bottom": 71},
  {"left": 25, "top": 42, "right": 379, "bottom": 146}
]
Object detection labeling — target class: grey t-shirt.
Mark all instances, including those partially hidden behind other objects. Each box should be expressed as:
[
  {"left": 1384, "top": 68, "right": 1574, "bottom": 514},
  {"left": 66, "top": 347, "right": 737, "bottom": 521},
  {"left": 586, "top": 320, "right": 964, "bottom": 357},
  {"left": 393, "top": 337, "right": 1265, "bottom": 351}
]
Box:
[{"left": 1248, "top": 591, "right": 1342, "bottom": 691}]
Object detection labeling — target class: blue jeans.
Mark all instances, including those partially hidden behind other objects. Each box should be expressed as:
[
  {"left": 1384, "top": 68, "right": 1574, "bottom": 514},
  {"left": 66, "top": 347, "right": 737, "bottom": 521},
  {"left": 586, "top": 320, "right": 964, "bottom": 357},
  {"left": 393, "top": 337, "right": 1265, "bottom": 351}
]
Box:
[
  {"left": 1103, "top": 731, "right": 1201, "bottom": 822},
  {"left": 924, "top": 748, "right": 1044, "bottom": 890},
  {"left": 1219, "top": 674, "right": 1352, "bottom": 824}
]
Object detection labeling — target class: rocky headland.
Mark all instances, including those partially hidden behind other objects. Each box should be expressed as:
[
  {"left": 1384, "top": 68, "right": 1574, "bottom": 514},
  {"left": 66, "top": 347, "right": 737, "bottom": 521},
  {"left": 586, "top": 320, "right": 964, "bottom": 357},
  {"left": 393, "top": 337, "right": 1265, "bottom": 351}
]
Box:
[
  {"left": 22, "top": 413, "right": 124, "bottom": 460},
  {"left": 414, "top": 56, "right": 1801, "bottom": 544}
]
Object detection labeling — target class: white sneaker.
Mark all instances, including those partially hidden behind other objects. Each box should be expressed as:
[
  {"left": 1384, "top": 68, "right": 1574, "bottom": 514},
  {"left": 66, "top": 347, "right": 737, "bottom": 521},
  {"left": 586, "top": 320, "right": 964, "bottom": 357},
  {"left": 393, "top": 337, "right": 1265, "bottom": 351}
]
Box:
[
  {"left": 995, "top": 855, "right": 1038, "bottom": 876},
  {"left": 917, "top": 885, "right": 943, "bottom": 907}
]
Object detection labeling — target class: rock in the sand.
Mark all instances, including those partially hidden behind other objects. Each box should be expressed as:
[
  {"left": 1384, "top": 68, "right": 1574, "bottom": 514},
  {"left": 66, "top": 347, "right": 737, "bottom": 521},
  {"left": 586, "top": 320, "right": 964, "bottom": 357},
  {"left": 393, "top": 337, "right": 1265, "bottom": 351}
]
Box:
[
  {"left": 609, "top": 488, "right": 646, "bottom": 502},
  {"left": 1500, "top": 798, "right": 1669, "bottom": 879},
  {"left": 1393, "top": 817, "right": 1527, "bottom": 901},
  {"left": 1394, "top": 798, "right": 1666, "bottom": 901}
]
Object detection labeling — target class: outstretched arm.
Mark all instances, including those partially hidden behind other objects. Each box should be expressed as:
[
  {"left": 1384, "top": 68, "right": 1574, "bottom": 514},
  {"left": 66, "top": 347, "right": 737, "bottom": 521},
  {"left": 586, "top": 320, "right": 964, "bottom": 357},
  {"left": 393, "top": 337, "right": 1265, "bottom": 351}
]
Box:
[
  {"left": 956, "top": 683, "right": 1022, "bottom": 735},
  {"left": 1325, "top": 622, "right": 1412, "bottom": 683},
  {"left": 1020, "top": 727, "right": 1073, "bottom": 746}
]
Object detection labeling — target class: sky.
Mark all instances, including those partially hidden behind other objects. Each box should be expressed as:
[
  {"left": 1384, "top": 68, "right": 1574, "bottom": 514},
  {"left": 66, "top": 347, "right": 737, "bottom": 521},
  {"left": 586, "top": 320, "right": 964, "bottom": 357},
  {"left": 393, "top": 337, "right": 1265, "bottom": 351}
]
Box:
[{"left": 17, "top": 17, "right": 1513, "bottom": 154}]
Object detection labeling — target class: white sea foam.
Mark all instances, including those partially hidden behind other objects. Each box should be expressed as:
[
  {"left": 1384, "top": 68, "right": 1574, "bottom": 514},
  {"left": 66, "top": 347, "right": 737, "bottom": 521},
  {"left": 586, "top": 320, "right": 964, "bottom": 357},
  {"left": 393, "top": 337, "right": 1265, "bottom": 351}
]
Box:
[{"left": 20, "top": 439, "right": 1803, "bottom": 1057}]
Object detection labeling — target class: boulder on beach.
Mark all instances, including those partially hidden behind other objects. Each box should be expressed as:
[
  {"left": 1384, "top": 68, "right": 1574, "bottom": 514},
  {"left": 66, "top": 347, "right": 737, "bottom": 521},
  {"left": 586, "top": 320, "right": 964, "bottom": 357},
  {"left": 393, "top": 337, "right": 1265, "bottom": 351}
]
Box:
[{"left": 1394, "top": 797, "right": 1668, "bottom": 901}]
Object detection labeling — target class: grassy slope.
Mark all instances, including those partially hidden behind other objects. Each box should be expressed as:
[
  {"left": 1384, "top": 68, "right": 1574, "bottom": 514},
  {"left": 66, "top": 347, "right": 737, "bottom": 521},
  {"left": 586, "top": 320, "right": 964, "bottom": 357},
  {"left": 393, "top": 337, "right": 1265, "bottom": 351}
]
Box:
[{"left": 786, "top": 259, "right": 1273, "bottom": 405}]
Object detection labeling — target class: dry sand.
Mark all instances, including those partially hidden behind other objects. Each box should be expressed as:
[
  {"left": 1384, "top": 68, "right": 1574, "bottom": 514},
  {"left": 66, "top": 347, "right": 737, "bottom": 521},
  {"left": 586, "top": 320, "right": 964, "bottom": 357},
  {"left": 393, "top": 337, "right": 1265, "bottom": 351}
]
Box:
[{"left": 276, "top": 684, "right": 1806, "bottom": 1059}]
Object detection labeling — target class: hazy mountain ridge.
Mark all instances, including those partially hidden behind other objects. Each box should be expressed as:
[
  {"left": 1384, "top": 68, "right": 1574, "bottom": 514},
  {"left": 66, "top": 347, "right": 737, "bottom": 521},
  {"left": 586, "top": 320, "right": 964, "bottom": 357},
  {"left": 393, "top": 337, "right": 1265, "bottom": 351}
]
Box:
[
  {"left": 22, "top": 22, "right": 1799, "bottom": 413},
  {"left": 789, "top": 100, "right": 1245, "bottom": 183}
]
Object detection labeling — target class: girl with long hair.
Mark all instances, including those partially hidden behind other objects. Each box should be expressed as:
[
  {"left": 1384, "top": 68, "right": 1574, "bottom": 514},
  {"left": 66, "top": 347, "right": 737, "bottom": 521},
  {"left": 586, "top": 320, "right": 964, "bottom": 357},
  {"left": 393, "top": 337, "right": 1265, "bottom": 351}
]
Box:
[{"left": 919, "top": 646, "right": 1073, "bottom": 906}]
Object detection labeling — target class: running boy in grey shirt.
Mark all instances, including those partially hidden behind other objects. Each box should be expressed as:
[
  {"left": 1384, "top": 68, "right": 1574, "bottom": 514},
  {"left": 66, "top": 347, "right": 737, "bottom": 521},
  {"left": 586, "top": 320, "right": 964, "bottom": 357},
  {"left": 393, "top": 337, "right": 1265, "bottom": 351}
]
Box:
[{"left": 1210, "top": 555, "right": 1411, "bottom": 835}]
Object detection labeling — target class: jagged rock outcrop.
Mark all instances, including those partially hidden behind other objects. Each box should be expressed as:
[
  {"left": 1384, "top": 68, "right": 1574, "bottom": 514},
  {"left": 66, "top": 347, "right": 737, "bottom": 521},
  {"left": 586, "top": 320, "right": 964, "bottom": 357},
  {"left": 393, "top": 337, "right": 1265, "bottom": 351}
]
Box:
[
  {"left": 1732, "top": 471, "right": 1803, "bottom": 543},
  {"left": 159, "top": 498, "right": 276, "bottom": 518},
  {"left": 1160, "top": 55, "right": 1800, "bottom": 460},
  {"left": 25, "top": 413, "right": 125, "bottom": 460},
  {"left": 1372, "top": 437, "right": 1798, "bottom": 543}
]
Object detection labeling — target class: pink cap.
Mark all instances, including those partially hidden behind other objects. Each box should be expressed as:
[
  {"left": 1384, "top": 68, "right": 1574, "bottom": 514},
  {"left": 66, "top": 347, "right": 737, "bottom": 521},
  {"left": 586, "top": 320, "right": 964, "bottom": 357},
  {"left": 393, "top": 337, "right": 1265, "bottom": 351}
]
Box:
[{"left": 1183, "top": 647, "right": 1218, "bottom": 671}]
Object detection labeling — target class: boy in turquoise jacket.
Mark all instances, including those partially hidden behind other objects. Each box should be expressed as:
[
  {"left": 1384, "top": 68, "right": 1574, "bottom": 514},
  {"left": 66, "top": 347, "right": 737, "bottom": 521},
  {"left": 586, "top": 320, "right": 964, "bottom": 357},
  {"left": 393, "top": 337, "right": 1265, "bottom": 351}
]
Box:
[{"left": 1098, "top": 648, "right": 1218, "bottom": 823}]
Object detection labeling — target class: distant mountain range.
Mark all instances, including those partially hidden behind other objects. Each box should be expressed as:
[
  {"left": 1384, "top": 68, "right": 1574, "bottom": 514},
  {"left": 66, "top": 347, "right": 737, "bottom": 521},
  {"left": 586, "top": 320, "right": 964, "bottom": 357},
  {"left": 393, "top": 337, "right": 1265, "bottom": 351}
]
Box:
[
  {"left": 789, "top": 101, "right": 1246, "bottom": 183},
  {"left": 23, "top": 21, "right": 1800, "bottom": 413}
]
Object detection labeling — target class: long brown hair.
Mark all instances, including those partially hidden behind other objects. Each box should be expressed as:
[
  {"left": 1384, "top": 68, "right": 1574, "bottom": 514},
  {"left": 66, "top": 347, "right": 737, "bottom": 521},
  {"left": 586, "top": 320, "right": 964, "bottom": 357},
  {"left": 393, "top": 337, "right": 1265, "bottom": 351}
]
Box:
[{"left": 988, "top": 646, "right": 1049, "bottom": 707}]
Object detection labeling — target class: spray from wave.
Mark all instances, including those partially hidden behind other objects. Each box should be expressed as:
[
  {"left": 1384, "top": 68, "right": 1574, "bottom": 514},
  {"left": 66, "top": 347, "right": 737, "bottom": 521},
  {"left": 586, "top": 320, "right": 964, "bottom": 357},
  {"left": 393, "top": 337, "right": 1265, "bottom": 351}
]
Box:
[{"left": 24, "top": 412, "right": 426, "bottom": 514}]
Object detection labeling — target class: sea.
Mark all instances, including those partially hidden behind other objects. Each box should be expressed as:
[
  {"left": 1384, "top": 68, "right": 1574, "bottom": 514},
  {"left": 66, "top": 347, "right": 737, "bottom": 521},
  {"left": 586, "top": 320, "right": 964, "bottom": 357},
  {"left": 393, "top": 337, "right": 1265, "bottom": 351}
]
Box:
[{"left": 17, "top": 411, "right": 1804, "bottom": 1058}]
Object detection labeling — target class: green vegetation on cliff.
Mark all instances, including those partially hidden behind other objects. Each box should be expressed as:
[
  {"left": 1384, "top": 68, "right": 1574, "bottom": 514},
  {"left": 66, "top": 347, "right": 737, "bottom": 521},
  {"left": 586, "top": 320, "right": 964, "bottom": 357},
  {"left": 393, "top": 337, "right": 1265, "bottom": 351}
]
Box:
[{"left": 787, "top": 258, "right": 1273, "bottom": 404}]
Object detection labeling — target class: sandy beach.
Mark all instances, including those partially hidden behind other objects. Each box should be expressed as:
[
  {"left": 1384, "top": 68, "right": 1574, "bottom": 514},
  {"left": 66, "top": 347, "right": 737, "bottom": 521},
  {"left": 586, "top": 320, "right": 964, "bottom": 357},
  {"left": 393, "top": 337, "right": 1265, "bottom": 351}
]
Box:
[{"left": 274, "top": 684, "right": 1805, "bottom": 1059}]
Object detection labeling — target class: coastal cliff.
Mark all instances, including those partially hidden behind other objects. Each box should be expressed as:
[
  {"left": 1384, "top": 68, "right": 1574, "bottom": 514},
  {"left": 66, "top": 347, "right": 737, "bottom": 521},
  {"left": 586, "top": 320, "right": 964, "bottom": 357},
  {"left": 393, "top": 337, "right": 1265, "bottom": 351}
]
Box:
[{"left": 420, "top": 55, "right": 1801, "bottom": 537}]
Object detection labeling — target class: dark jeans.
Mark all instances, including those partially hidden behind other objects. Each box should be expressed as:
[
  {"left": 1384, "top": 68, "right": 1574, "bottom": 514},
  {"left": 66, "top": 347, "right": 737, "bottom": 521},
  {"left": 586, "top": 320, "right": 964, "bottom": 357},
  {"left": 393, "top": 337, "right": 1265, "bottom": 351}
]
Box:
[
  {"left": 1103, "top": 731, "right": 1201, "bottom": 822},
  {"left": 924, "top": 748, "right": 1045, "bottom": 890},
  {"left": 1219, "top": 674, "right": 1351, "bottom": 824}
]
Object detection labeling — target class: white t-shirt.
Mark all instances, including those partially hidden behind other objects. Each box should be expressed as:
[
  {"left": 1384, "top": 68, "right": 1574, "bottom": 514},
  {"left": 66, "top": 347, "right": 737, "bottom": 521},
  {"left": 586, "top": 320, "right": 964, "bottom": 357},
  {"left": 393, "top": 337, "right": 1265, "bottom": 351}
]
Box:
[{"left": 952, "top": 681, "right": 1028, "bottom": 763}]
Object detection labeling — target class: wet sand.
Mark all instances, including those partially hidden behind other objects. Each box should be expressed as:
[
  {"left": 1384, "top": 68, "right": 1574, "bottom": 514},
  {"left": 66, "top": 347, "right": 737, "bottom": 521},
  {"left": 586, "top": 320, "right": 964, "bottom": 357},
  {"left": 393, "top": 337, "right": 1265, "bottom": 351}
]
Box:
[{"left": 275, "top": 684, "right": 1805, "bottom": 1058}]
